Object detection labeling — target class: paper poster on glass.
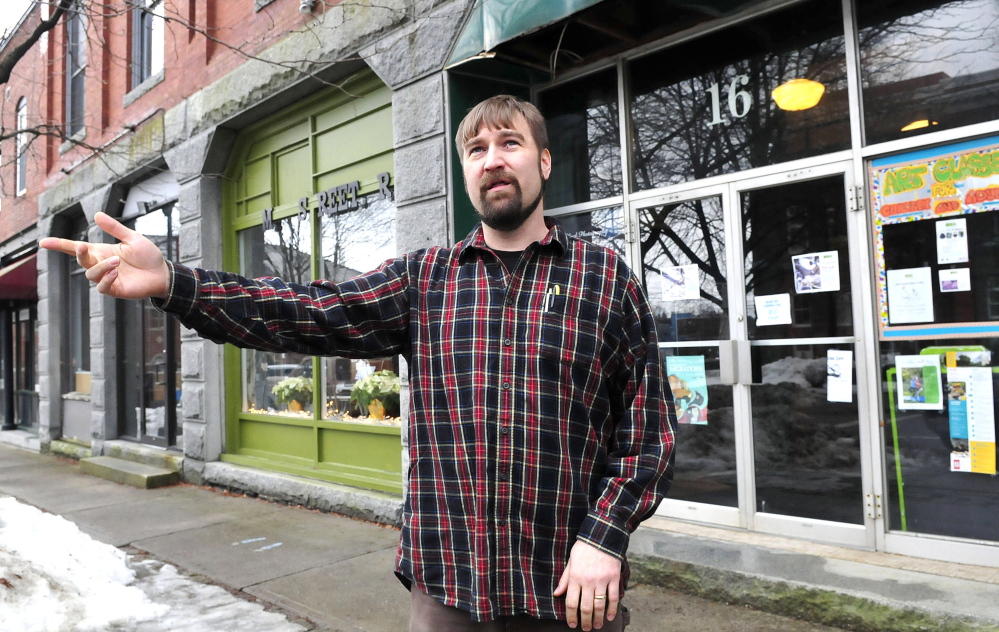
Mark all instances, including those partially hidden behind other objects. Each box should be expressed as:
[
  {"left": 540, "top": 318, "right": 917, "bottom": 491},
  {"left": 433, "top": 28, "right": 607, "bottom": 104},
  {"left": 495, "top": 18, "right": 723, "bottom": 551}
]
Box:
[
  {"left": 936, "top": 218, "right": 968, "bottom": 265},
  {"left": 826, "top": 349, "right": 853, "bottom": 403},
  {"left": 792, "top": 251, "right": 840, "bottom": 294},
  {"left": 754, "top": 293, "right": 792, "bottom": 326},
  {"left": 886, "top": 267, "right": 934, "bottom": 324},
  {"left": 947, "top": 366, "right": 997, "bottom": 475},
  {"left": 666, "top": 355, "right": 708, "bottom": 425},
  {"left": 661, "top": 264, "right": 701, "bottom": 301},
  {"left": 895, "top": 355, "right": 943, "bottom": 410},
  {"left": 939, "top": 268, "right": 970, "bottom": 293}
]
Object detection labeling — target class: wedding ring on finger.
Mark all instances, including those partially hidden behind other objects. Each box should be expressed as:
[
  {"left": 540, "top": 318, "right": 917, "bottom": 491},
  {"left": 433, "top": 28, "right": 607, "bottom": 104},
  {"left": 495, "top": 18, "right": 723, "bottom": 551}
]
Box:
[{"left": 593, "top": 595, "right": 606, "bottom": 600}]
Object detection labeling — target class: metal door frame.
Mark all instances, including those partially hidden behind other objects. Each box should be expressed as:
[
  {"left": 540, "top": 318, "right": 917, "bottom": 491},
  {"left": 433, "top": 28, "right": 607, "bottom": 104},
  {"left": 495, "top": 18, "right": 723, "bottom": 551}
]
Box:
[{"left": 645, "top": 160, "right": 878, "bottom": 549}]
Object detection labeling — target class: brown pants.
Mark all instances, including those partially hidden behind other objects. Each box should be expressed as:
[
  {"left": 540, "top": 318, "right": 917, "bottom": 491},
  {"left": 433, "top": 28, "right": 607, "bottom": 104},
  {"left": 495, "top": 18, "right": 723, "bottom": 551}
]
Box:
[{"left": 409, "top": 588, "right": 630, "bottom": 632}]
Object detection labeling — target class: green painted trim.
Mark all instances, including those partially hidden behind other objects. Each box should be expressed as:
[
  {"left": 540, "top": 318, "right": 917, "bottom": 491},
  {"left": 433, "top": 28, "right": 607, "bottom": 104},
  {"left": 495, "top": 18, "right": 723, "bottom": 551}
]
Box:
[
  {"left": 886, "top": 367, "right": 906, "bottom": 531},
  {"left": 233, "top": 411, "right": 402, "bottom": 436},
  {"left": 316, "top": 418, "right": 402, "bottom": 435},
  {"left": 220, "top": 453, "right": 403, "bottom": 494}
]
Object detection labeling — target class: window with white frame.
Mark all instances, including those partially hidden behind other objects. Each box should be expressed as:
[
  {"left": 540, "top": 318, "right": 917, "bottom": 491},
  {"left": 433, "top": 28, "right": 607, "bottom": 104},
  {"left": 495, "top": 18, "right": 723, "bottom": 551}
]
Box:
[
  {"left": 16, "top": 97, "right": 27, "bottom": 195},
  {"left": 65, "top": 5, "right": 86, "bottom": 137},
  {"left": 131, "top": 0, "right": 164, "bottom": 89}
]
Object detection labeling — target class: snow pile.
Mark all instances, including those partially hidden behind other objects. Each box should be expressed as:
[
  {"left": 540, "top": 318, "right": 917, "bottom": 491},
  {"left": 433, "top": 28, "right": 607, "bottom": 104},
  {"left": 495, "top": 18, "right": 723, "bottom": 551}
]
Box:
[
  {"left": 760, "top": 356, "right": 827, "bottom": 388},
  {"left": 0, "top": 496, "right": 307, "bottom": 632},
  {"left": 0, "top": 496, "right": 168, "bottom": 631}
]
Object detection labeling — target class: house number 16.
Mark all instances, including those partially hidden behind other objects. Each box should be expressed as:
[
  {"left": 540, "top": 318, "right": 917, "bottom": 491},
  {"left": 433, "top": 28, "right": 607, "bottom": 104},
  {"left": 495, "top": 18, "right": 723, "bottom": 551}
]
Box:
[{"left": 706, "top": 74, "right": 751, "bottom": 127}]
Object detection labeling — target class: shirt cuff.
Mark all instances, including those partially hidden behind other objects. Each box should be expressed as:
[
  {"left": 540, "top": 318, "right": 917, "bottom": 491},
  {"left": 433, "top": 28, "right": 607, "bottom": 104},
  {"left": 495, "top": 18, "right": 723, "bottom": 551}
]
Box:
[
  {"left": 575, "top": 512, "right": 631, "bottom": 561},
  {"left": 151, "top": 260, "right": 198, "bottom": 317}
]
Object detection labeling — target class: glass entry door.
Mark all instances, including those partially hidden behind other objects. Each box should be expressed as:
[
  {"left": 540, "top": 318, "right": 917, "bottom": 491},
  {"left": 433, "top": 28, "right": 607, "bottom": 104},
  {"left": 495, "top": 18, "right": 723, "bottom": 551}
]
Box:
[{"left": 639, "top": 163, "right": 872, "bottom": 547}]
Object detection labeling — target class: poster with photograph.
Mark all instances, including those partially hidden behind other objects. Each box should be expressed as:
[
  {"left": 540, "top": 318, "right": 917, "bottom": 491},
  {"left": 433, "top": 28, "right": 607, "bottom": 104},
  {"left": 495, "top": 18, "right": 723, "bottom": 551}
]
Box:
[
  {"left": 754, "top": 293, "right": 792, "bottom": 326},
  {"left": 665, "top": 355, "right": 708, "bottom": 425},
  {"left": 661, "top": 264, "right": 701, "bottom": 301},
  {"left": 948, "top": 366, "right": 997, "bottom": 475},
  {"left": 886, "top": 267, "right": 934, "bottom": 324},
  {"left": 939, "top": 268, "right": 970, "bottom": 293},
  {"left": 826, "top": 349, "right": 853, "bottom": 403},
  {"left": 936, "top": 218, "right": 969, "bottom": 265},
  {"left": 895, "top": 355, "right": 943, "bottom": 410},
  {"left": 792, "top": 251, "right": 840, "bottom": 294}
]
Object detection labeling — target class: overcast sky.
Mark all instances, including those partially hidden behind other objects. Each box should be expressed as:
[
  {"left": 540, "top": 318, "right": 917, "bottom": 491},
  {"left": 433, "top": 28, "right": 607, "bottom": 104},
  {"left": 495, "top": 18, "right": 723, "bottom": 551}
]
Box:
[{"left": 1, "top": 0, "right": 34, "bottom": 41}]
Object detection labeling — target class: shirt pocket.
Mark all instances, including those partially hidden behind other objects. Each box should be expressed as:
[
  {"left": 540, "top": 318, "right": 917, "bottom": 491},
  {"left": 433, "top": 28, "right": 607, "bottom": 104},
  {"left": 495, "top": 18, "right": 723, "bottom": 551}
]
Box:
[{"left": 537, "top": 291, "right": 603, "bottom": 369}]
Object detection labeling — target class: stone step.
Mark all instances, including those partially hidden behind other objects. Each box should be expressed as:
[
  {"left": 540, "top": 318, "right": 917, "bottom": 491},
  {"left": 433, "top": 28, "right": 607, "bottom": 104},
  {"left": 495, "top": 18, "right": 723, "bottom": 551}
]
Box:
[
  {"left": 103, "top": 441, "right": 183, "bottom": 472},
  {"left": 80, "top": 456, "right": 179, "bottom": 489}
]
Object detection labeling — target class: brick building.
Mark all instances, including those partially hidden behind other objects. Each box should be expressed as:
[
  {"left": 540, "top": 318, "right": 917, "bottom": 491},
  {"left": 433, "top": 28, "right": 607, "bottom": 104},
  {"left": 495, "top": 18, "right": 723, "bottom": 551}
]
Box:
[{"left": 2, "top": 0, "right": 999, "bottom": 573}]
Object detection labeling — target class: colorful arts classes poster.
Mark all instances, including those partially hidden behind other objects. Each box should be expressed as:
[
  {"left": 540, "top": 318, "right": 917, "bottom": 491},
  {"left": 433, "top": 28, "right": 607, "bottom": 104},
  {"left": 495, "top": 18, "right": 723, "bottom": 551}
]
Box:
[
  {"left": 665, "top": 355, "right": 708, "bottom": 425},
  {"left": 868, "top": 134, "right": 999, "bottom": 332}
]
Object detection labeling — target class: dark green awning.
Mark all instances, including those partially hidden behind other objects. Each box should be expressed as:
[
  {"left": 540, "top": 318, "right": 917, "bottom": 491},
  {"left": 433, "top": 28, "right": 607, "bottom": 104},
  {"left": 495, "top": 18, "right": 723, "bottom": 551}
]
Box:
[{"left": 447, "top": 0, "right": 605, "bottom": 68}]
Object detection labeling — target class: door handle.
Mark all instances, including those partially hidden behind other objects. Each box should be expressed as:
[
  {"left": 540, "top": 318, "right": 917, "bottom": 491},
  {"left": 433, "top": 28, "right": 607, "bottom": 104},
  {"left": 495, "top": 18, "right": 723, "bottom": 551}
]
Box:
[{"left": 719, "top": 339, "right": 752, "bottom": 385}]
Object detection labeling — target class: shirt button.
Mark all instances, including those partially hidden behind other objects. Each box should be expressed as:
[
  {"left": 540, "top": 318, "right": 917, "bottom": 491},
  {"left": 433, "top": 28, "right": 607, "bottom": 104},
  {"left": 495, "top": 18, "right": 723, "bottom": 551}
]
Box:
[
  {"left": 499, "top": 472, "right": 508, "bottom": 481},
  {"left": 501, "top": 381, "right": 511, "bottom": 390},
  {"left": 505, "top": 297, "right": 514, "bottom": 306},
  {"left": 503, "top": 338, "right": 513, "bottom": 346},
  {"left": 501, "top": 426, "right": 509, "bottom": 435}
]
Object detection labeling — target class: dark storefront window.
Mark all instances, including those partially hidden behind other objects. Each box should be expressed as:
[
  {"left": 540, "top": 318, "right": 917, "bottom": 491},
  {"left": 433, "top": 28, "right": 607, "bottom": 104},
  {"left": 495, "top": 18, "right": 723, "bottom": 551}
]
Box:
[
  {"left": 65, "top": 217, "right": 90, "bottom": 394},
  {"left": 538, "top": 68, "right": 621, "bottom": 208},
  {"left": 119, "top": 205, "right": 182, "bottom": 447},
  {"left": 2, "top": 306, "right": 38, "bottom": 430},
  {"left": 628, "top": 0, "right": 848, "bottom": 190},
  {"left": 858, "top": 0, "right": 999, "bottom": 146},
  {"left": 880, "top": 338, "right": 999, "bottom": 542}
]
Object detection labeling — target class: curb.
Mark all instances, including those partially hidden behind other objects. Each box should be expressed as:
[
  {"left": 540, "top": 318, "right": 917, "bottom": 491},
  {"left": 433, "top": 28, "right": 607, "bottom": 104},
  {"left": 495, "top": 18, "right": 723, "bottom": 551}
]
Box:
[{"left": 629, "top": 555, "right": 999, "bottom": 632}]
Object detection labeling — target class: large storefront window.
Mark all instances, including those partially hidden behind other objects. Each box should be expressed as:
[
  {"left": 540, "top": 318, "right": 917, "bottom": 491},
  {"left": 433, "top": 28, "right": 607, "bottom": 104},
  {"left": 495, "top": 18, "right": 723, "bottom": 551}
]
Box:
[
  {"left": 237, "top": 196, "right": 399, "bottom": 424},
  {"left": 858, "top": 0, "right": 999, "bottom": 146},
  {"left": 871, "top": 135, "right": 999, "bottom": 543},
  {"left": 628, "top": 0, "right": 848, "bottom": 190}
]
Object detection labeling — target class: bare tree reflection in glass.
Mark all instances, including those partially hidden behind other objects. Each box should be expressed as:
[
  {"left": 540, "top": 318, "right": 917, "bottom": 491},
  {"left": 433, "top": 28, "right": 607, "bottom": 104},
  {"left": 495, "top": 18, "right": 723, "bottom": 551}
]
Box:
[
  {"left": 640, "top": 196, "right": 728, "bottom": 342},
  {"left": 858, "top": 0, "right": 999, "bottom": 144}
]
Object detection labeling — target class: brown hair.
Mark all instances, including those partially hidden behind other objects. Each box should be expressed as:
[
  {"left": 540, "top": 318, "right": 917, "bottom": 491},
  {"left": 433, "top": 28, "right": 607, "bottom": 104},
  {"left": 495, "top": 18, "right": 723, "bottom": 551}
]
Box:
[{"left": 455, "top": 95, "right": 549, "bottom": 160}]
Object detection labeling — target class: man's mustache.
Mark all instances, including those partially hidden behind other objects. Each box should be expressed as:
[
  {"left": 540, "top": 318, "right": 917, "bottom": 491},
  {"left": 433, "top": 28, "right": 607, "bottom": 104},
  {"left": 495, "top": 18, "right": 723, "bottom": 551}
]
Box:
[{"left": 480, "top": 172, "right": 520, "bottom": 194}]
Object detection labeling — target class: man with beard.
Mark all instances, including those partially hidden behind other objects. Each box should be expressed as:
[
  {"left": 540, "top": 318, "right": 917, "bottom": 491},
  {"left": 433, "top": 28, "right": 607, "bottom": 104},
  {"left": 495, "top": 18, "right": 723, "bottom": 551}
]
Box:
[{"left": 40, "top": 95, "right": 675, "bottom": 632}]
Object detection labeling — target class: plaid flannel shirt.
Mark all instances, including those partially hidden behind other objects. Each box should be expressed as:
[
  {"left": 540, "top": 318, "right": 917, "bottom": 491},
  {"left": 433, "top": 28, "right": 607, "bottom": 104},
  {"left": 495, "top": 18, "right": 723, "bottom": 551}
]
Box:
[{"left": 158, "top": 221, "right": 676, "bottom": 622}]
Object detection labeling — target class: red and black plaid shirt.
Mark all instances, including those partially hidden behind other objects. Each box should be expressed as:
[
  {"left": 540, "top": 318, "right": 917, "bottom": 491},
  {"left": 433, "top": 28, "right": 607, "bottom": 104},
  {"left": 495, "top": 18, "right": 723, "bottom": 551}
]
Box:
[{"left": 159, "top": 221, "right": 676, "bottom": 622}]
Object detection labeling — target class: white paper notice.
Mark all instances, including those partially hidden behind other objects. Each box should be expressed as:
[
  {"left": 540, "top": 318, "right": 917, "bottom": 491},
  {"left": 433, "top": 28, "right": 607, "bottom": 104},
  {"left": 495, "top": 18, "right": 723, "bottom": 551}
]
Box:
[
  {"left": 826, "top": 349, "right": 853, "bottom": 403},
  {"left": 754, "top": 293, "right": 792, "bottom": 326},
  {"left": 936, "top": 218, "right": 969, "bottom": 264},
  {"left": 792, "top": 251, "right": 840, "bottom": 294},
  {"left": 886, "top": 267, "right": 934, "bottom": 324},
  {"left": 661, "top": 264, "right": 701, "bottom": 301},
  {"left": 939, "top": 268, "right": 971, "bottom": 293}
]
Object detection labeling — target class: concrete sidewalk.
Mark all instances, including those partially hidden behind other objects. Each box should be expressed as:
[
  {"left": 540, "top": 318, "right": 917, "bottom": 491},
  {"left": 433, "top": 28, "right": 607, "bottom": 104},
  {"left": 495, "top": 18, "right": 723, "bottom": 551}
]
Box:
[{"left": 2, "top": 442, "right": 998, "bottom": 632}]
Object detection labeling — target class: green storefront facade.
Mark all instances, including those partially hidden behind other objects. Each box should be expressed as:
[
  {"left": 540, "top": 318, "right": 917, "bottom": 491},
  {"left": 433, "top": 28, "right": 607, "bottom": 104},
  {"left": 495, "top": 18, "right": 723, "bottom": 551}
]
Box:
[{"left": 218, "top": 71, "right": 404, "bottom": 494}]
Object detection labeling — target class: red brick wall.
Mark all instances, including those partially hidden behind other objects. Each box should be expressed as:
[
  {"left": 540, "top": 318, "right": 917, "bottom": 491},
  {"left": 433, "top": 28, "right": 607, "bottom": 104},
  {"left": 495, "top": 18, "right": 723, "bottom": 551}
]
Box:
[{"left": 1, "top": 0, "right": 342, "bottom": 242}]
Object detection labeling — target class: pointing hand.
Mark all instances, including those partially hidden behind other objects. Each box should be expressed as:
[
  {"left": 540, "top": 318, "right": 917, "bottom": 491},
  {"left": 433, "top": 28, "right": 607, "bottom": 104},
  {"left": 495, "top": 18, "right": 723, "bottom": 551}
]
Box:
[{"left": 39, "top": 212, "right": 171, "bottom": 300}]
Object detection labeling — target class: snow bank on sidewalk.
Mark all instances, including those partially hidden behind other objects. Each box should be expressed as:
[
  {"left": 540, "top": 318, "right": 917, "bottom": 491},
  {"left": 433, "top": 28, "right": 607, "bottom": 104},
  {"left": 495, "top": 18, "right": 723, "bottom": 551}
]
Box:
[
  {"left": 0, "top": 496, "right": 306, "bottom": 632},
  {"left": 0, "top": 496, "right": 168, "bottom": 631}
]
